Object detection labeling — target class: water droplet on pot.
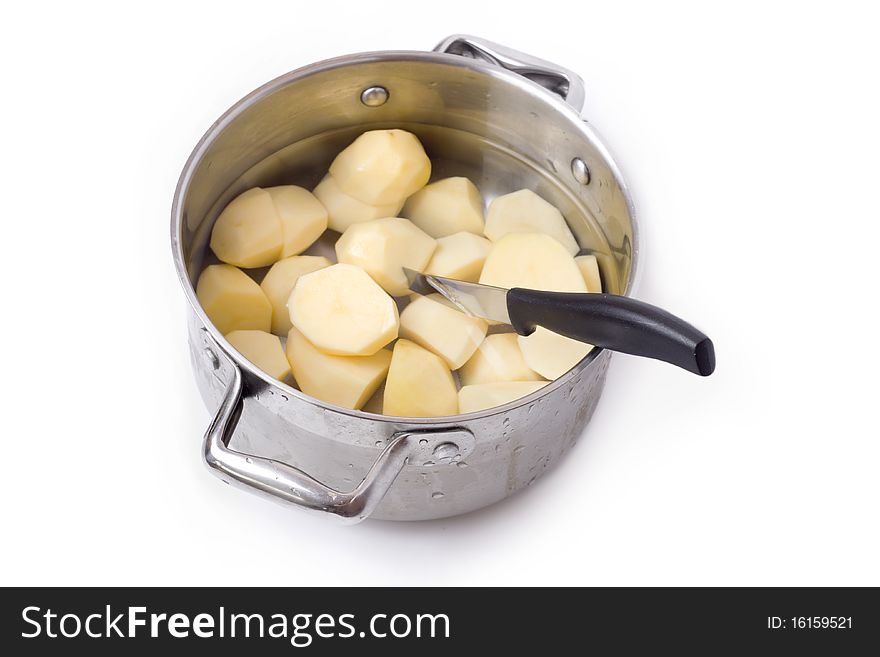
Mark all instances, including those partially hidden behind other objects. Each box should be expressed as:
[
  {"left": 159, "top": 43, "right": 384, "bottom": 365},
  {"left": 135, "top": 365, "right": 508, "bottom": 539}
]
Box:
[
  {"left": 375, "top": 440, "right": 384, "bottom": 448},
  {"left": 245, "top": 457, "right": 252, "bottom": 464},
  {"left": 432, "top": 491, "right": 445, "bottom": 500},
  {"left": 456, "top": 461, "right": 468, "bottom": 469},
  {"left": 514, "top": 445, "right": 525, "bottom": 454},
  {"left": 419, "top": 438, "right": 428, "bottom": 446}
]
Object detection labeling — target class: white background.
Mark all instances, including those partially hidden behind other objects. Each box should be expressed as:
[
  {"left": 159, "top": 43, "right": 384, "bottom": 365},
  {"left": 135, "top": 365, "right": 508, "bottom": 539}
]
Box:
[{"left": 2, "top": 0, "right": 877, "bottom": 586}]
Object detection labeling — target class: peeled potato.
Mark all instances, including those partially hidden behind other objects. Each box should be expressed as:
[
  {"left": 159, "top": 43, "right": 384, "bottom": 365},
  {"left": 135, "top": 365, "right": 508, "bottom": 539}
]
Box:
[
  {"left": 260, "top": 255, "right": 332, "bottom": 335},
  {"left": 460, "top": 334, "right": 543, "bottom": 386},
  {"left": 196, "top": 264, "right": 271, "bottom": 334},
  {"left": 288, "top": 263, "right": 398, "bottom": 356},
  {"left": 225, "top": 330, "right": 291, "bottom": 380},
  {"left": 484, "top": 189, "right": 579, "bottom": 255},
  {"left": 335, "top": 217, "right": 436, "bottom": 296},
  {"left": 424, "top": 231, "right": 492, "bottom": 282},
  {"left": 458, "top": 381, "right": 549, "bottom": 413},
  {"left": 313, "top": 175, "right": 403, "bottom": 233},
  {"left": 383, "top": 339, "right": 458, "bottom": 417},
  {"left": 518, "top": 327, "right": 593, "bottom": 380},
  {"left": 479, "top": 233, "right": 587, "bottom": 292},
  {"left": 266, "top": 186, "right": 328, "bottom": 258},
  {"left": 329, "top": 129, "right": 431, "bottom": 205},
  {"left": 575, "top": 254, "right": 602, "bottom": 293},
  {"left": 286, "top": 328, "right": 391, "bottom": 410},
  {"left": 399, "top": 295, "right": 488, "bottom": 369},
  {"left": 402, "top": 177, "right": 484, "bottom": 238},
  {"left": 210, "top": 188, "right": 283, "bottom": 268}
]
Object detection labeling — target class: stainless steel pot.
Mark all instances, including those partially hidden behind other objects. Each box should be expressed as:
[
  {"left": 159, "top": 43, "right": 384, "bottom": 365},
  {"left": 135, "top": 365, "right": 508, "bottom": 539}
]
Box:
[{"left": 171, "top": 35, "right": 637, "bottom": 522}]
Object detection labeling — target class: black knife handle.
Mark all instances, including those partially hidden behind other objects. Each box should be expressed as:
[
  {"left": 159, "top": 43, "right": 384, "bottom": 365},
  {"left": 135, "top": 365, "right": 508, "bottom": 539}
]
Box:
[{"left": 506, "top": 288, "right": 715, "bottom": 376}]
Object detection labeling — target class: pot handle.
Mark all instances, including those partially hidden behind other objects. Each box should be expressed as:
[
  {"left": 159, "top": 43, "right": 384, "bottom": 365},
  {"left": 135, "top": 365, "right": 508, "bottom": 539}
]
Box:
[
  {"left": 201, "top": 341, "right": 474, "bottom": 523},
  {"left": 434, "top": 34, "right": 586, "bottom": 112}
]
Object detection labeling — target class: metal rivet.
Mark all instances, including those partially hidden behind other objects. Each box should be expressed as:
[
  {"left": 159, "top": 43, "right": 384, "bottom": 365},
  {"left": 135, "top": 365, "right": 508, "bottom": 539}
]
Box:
[
  {"left": 204, "top": 348, "right": 220, "bottom": 371},
  {"left": 360, "top": 86, "right": 389, "bottom": 107},
  {"left": 433, "top": 442, "right": 460, "bottom": 463},
  {"left": 571, "top": 157, "right": 591, "bottom": 185}
]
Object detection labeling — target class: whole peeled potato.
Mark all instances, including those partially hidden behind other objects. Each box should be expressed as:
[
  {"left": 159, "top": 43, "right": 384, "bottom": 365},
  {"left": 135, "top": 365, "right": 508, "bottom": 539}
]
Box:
[
  {"left": 335, "top": 217, "right": 436, "bottom": 296},
  {"left": 484, "top": 189, "right": 579, "bottom": 255},
  {"left": 210, "top": 188, "right": 283, "bottom": 268},
  {"left": 402, "top": 177, "right": 484, "bottom": 238},
  {"left": 329, "top": 129, "right": 431, "bottom": 206}
]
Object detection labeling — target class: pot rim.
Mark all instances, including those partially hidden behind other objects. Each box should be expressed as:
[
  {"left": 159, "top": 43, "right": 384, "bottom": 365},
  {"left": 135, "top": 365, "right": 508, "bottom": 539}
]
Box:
[{"left": 171, "top": 48, "right": 638, "bottom": 424}]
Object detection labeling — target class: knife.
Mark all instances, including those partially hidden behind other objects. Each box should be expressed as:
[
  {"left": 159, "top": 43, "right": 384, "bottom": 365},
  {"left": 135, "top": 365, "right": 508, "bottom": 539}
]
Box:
[{"left": 403, "top": 268, "right": 715, "bottom": 376}]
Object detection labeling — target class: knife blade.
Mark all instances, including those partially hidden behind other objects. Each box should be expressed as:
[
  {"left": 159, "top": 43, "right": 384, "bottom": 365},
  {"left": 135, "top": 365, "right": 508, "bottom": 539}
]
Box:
[{"left": 403, "top": 268, "right": 511, "bottom": 324}]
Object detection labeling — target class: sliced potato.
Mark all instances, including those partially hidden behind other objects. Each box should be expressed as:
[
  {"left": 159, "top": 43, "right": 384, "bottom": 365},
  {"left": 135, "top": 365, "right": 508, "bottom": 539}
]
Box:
[
  {"left": 459, "top": 333, "right": 543, "bottom": 386},
  {"left": 424, "top": 231, "right": 492, "bottom": 282},
  {"left": 458, "top": 381, "right": 549, "bottom": 413},
  {"left": 288, "top": 263, "right": 398, "bottom": 356},
  {"left": 329, "top": 129, "right": 431, "bottom": 205},
  {"left": 313, "top": 174, "right": 403, "bottom": 233},
  {"left": 196, "top": 264, "right": 271, "bottom": 334},
  {"left": 479, "top": 233, "right": 587, "bottom": 292},
  {"left": 518, "top": 327, "right": 593, "bottom": 380},
  {"left": 335, "top": 217, "right": 436, "bottom": 296},
  {"left": 484, "top": 189, "right": 579, "bottom": 255},
  {"left": 402, "top": 177, "right": 484, "bottom": 238},
  {"left": 286, "top": 328, "right": 391, "bottom": 410},
  {"left": 574, "top": 254, "right": 602, "bottom": 293},
  {"left": 266, "top": 185, "right": 328, "bottom": 258},
  {"left": 399, "top": 295, "right": 488, "bottom": 369},
  {"left": 260, "top": 255, "right": 332, "bottom": 335},
  {"left": 383, "top": 339, "right": 458, "bottom": 417},
  {"left": 225, "top": 330, "right": 291, "bottom": 380},
  {"left": 210, "top": 188, "right": 284, "bottom": 268}
]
